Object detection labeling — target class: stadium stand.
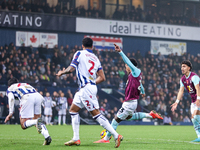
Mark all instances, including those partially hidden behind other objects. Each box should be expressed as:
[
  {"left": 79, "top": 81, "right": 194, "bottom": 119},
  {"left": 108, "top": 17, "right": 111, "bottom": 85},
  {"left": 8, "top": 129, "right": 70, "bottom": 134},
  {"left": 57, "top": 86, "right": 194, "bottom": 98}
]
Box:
[
  {"left": 0, "top": 0, "right": 198, "bottom": 125},
  {"left": 0, "top": 0, "right": 199, "bottom": 27},
  {"left": 0, "top": 41, "right": 194, "bottom": 124}
]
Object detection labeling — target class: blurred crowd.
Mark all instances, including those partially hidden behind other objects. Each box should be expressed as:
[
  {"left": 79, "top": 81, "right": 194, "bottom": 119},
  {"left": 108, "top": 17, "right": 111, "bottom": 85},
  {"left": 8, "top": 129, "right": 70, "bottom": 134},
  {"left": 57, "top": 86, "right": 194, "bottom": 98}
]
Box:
[
  {"left": 112, "top": 6, "right": 200, "bottom": 27},
  {"left": 0, "top": 0, "right": 200, "bottom": 27},
  {"left": 0, "top": 41, "right": 198, "bottom": 124}
]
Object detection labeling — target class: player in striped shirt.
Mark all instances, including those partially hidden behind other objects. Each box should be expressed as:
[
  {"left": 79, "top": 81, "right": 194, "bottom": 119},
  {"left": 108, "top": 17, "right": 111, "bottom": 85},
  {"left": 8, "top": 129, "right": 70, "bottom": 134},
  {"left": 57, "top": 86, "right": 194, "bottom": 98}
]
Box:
[
  {"left": 56, "top": 37, "right": 123, "bottom": 148},
  {"left": 4, "top": 78, "right": 52, "bottom": 145}
]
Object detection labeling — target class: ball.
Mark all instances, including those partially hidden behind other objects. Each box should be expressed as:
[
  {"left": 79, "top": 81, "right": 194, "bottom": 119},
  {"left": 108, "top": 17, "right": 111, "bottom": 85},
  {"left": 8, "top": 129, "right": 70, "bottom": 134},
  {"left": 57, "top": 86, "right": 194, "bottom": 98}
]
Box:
[{"left": 100, "top": 129, "right": 107, "bottom": 139}]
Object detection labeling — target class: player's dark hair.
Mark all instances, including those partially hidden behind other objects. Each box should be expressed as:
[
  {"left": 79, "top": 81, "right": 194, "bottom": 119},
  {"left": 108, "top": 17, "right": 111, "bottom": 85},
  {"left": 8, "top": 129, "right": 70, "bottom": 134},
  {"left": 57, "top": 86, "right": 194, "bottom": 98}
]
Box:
[
  {"left": 8, "top": 77, "right": 19, "bottom": 87},
  {"left": 82, "top": 37, "right": 93, "bottom": 48},
  {"left": 181, "top": 60, "right": 192, "bottom": 71},
  {"left": 130, "top": 58, "right": 138, "bottom": 67}
]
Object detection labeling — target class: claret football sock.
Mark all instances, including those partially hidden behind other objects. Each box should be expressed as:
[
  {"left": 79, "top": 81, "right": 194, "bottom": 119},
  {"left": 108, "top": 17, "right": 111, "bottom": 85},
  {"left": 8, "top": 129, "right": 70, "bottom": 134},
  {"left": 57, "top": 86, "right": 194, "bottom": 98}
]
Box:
[{"left": 24, "top": 119, "right": 37, "bottom": 128}]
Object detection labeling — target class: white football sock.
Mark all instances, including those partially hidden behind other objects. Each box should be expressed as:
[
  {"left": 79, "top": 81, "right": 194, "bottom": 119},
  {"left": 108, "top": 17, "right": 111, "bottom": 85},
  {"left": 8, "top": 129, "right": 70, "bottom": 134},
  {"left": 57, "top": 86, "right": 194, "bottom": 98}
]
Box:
[
  {"left": 70, "top": 112, "right": 80, "bottom": 141},
  {"left": 24, "top": 119, "right": 37, "bottom": 128},
  {"left": 63, "top": 115, "right": 66, "bottom": 124},
  {"left": 41, "top": 123, "right": 50, "bottom": 138},
  {"left": 146, "top": 113, "right": 153, "bottom": 118},
  {"left": 45, "top": 116, "right": 48, "bottom": 124},
  {"left": 93, "top": 114, "right": 119, "bottom": 140},
  {"left": 58, "top": 115, "right": 61, "bottom": 124},
  {"left": 48, "top": 116, "right": 52, "bottom": 124},
  {"left": 104, "top": 119, "right": 119, "bottom": 140}
]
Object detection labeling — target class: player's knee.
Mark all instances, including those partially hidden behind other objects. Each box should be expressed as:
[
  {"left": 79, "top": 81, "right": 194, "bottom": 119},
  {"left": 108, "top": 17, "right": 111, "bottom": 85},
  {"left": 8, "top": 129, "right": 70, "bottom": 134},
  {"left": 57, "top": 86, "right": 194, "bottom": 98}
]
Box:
[
  {"left": 126, "top": 115, "right": 132, "bottom": 120},
  {"left": 193, "top": 115, "right": 200, "bottom": 121},
  {"left": 115, "top": 116, "right": 122, "bottom": 123},
  {"left": 21, "top": 124, "right": 27, "bottom": 130}
]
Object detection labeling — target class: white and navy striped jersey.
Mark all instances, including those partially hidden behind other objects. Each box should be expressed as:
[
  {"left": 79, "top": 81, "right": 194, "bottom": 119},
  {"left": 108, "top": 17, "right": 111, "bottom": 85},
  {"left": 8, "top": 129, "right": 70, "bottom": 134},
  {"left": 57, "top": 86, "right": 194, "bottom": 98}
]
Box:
[
  {"left": 57, "top": 97, "right": 68, "bottom": 109},
  {"left": 44, "top": 97, "right": 53, "bottom": 108},
  {"left": 6, "top": 83, "right": 37, "bottom": 101},
  {"left": 70, "top": 49, "right": 102, "bottom": 88}
]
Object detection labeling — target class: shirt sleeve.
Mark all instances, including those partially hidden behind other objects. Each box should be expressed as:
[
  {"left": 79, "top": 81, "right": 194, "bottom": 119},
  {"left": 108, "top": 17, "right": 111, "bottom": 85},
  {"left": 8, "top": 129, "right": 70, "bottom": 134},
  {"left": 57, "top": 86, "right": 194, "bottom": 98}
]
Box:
[
  {"left": 191, "top": 75, "right": 200, "bottom": 86},
  {"left": 119, "top": 51, "right": 141, "bottom": 77},
  {"left": 7, "top": 92, "right": 15, "bottom": 115},
  {"left": 180, "top": 79, "right": 184, "bottom": 87},
  {"left": 70, "top": 51, "right": 81, "bottom": 68},
  {"left": 97, "top": 60, "right": 103, "bottom": 71}
]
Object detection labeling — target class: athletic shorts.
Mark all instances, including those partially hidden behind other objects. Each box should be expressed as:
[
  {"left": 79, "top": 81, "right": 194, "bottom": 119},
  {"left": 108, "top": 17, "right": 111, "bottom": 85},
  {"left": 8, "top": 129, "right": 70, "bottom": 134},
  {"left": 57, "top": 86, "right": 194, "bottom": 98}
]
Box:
[
  {"left": 44, "top": 107, "right": 52, "bottom": 116},
  {"left": 20, "top": 93, "right": 44, "bottom": 118},
  {"left": 117, "top": 100, "right": 138, "bottom": 120},
  {"left": 58, "top": 109, "right": 67, "bottom": 115},
  {"left": 73, "top": 84, "right": 99, "bottom": 112},
  {"left": 191, "top": 102, "right": 200, "bottom": 115}
]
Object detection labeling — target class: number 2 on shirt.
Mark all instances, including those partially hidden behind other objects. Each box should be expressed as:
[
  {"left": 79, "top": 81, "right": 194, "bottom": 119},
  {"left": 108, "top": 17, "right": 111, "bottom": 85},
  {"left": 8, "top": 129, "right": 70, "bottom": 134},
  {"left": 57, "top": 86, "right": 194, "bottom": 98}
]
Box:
[{"left": 88, "top": 60, "right": 95, "bottom": 75}]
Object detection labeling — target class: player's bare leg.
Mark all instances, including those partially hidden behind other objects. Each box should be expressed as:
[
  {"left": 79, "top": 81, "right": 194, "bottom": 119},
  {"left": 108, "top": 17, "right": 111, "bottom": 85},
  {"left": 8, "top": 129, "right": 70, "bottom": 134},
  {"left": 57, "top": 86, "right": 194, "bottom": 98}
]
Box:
[{"left": 65, "top": 103, "right": 81, "bottom": 146}]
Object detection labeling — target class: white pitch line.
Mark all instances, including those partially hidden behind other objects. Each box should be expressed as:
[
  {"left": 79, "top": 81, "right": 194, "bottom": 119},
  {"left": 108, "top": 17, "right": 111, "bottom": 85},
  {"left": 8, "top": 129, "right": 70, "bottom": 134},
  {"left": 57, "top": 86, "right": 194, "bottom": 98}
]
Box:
[{"left": 135, "top": 138, "right": 200, "bottom": 145}]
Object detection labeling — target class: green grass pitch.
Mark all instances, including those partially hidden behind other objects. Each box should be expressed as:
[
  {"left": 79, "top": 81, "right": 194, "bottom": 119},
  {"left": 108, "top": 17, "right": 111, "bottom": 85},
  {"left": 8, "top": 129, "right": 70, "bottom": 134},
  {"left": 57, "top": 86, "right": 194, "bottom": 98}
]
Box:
[{"left": 0, "top": 124, "right": 200, "bottom": 150}]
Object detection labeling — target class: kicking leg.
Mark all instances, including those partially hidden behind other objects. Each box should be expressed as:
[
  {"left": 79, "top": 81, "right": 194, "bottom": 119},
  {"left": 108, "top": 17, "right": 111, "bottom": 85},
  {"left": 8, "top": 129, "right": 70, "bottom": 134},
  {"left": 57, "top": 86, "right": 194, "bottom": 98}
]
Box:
[
  {"left": 128, "top": 112, "right": 152, "bottom": 120},
  {"left": 92, "top": 110, "right": 123, "bottom": 148},
  {"left": 128, "top": 111, "right": 163, "bottom": 120},
  {"left": 104, "top": 117, "right": 121, "bottom": 141}
]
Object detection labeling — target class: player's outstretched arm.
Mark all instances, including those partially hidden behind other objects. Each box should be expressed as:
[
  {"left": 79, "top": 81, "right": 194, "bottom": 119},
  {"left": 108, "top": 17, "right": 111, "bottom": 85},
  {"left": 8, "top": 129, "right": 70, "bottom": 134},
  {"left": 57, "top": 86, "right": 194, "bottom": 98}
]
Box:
[
  {"left": 171, "top": 86, "right": 184, "bottom": 112},
  {"left": 114, "top": 43, "right": 141, "bottom": 77},
  {"left": 4, "top": 93, "right": 15, "bottom": 123},
  {"left": 56, "top": 66, "right": 75, "bottom": 77},
  {"left": 96, "top": 69, "right": 106, "bottom": 84},
  {"left": 140, "top": 83, "right": 145, "bottom": 97}
]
